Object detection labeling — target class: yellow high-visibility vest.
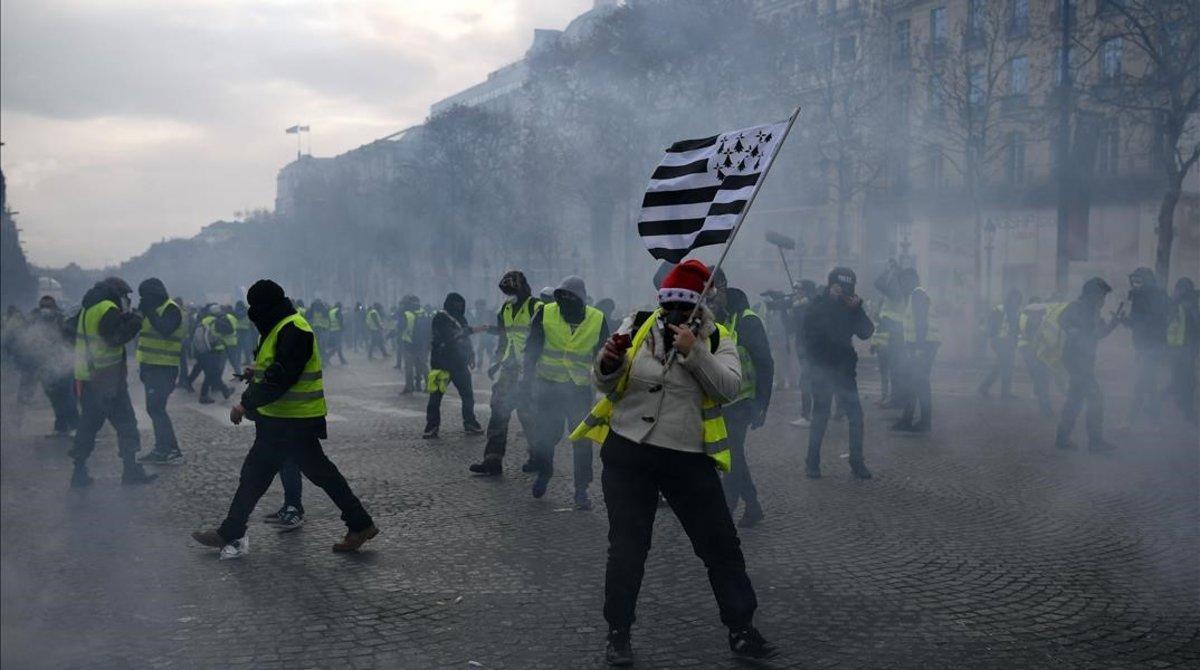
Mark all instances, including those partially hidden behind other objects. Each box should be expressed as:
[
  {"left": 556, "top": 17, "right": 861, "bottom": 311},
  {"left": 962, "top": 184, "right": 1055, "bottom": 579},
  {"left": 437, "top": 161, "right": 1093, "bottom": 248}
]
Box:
[
  {"left": 902, "top": 287, "right": 941, "bottom": 344},
  {"left": 74, "top": 300, "right": 124, "bottom": 381},
  {"left": 366, "top": 309, "right": 383, "bottom": 332},
  {"left": 329, "top": 307, "right": 342, "bottom": 332},
  {"left": 725, "top": 308, "right": 759, "bottom": 403},
  {"left": 536, "top": 302, "right": 604, "bottom": 386},
  {"left": 253, "top": 313, "right": 326, "bottom": 418},
  {"left": 500, "top": 297, "right": 536, "bottom": 362},
  {"left": 223, "top": 313, "right": 239, "bottom": 348},
  {"left": 136, "top": 299, "right": 184, "bottom": 367},
  {"left": 569, "top": 309, "right": 731, "bottom": 471}
]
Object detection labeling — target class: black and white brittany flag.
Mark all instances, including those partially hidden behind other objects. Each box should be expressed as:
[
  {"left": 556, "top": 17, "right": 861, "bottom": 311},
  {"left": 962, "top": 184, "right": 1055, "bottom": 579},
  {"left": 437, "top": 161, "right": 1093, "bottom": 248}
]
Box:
[{"left": 638, "top": 119, "right": 789, "bottom": 262}]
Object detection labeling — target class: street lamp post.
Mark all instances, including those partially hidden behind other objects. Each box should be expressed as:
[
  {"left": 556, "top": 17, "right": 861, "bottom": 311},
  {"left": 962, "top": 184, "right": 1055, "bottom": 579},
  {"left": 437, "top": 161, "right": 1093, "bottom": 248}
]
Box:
[{"left": 984, "top": 218, "right": 997, "bottom": 305}]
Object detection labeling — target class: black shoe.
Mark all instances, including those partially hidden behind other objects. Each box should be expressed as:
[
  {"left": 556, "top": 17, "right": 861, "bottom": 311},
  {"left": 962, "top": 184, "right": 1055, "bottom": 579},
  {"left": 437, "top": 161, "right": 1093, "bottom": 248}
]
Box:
[
  {"left": 605, "top": 628, "right": 633, "bottom": 667},
  {"left": 850, "top": 462, "right": 873, "bottom": 480},
  {"left": 531, "top": 471, "right": 550, "bottom": 499},
  {"left": 121, "top": 464, "right": 159, "bottom": 485},
  {"left": 263, "top": 506, "right": 287, "bottom": 524},
  {"left": 468, "top": 460, "right": 502, "bottom": 475},
  {"left": 70, "top": 464, "right": 94, "bottom": 488},
  {"left": 738, "top": 503, "right": 764, "bottom": 528},
  {"left": 463, "top": 423, "right": 484, "bottom": 435},
  {"left": 422, "top": 428, "right": 439, "bottom": 439},
  {"left": 729, "top": 626, "right": 778, "bottom": 660},
  {"left": 805, "top": 465, "right": 822, "bottom": 479},
  {"left": 138, "top": 450, "right": 168, "bottom": 464},
  {"left": 521, "top": 459, "right": 537, "bottom": 473}
]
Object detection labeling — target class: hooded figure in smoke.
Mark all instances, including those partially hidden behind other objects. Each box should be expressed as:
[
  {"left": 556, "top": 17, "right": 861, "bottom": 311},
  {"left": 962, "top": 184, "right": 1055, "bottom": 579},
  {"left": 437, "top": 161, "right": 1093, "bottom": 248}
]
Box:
[
  {"left": 70, "top": 276, "right": 158, "bottom": 487},
  {"left": 422, "top": 292, "right": 483, "bottom": 439},
  {"left": 1056, "top": 277, "right": 1121, "bottom": 452},
  {"left": 192, "top": 279, "right": 378, "bottom": 557},
  {"left": 1123, "top": 267, "right": 1170, "bottom": 426}
]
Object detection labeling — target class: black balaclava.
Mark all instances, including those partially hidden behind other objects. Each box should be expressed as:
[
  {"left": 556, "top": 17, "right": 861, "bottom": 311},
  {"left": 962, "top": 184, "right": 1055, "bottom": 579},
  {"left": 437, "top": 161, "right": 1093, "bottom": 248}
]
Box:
[
  {"left": 443, "top": 293, "right": 467, "bottom": 324},
  {"left": 246, "top": 279, "right": 295, "bottom": 335},
  {"left": 137, "top": 278, "right": 168, "bottom": 313}
]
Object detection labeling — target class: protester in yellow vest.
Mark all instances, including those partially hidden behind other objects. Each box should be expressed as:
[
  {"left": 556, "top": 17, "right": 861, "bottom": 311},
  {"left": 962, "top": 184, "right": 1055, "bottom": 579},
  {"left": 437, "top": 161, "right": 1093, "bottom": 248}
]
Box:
[
  {"left": 134, "top": 278, "right": 185, "bottom": 465},
  {"left": 1017, "top": 299, "right": 1055, "bottom": 417},
  {"left": 192, "top": 279, "right": 378, "bottom": 559},
  {"left": 524, "top": 275, "right": 608, "bottom": 509},
  {"left": 470, "top": 270, "right": 541, "bottom": 475},
  {"left": 327, "top": 301, "right": 348, "bottom": 365},
  {"left": 400, "top": 295, "right": 424, "bottom": 393},
  {"left": 1166, "top": 277, "right": 1198, "bottom": 425},
  {"left": 571, "top": 260, "right": 775, "bottom": 664},
  {"left": 195, "top": 304, "right": 234, "bottom": 404},
  {"left": 222, "top": 307, "right": 241, "bottom": 368},
  {"left": 712, "top": 278, "right": 774, "bottom": 528},
  {"left": 70, "top": 277, "right": 158, "bottom": 488},
  {"left": 365, "top": 302, "right": 387, "bottom": 361},
  {"left": 892, "top": 267, "right": 939, "bottom": 433}
]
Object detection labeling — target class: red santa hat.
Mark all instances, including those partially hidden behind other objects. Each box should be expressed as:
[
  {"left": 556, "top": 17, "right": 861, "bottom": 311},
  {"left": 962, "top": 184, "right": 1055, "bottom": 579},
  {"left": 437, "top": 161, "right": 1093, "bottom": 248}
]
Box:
[{"left": 657, "top": 260, "right": 712, "bottom": 305}]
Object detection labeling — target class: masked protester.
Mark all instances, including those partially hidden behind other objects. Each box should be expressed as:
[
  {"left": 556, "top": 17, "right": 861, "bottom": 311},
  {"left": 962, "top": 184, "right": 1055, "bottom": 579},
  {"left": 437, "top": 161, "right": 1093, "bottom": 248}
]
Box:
[
  {"left": 192, "top": 279, "right": 377, "bottom": 558},
  {"left": 1056, "top": 278, "right": 1121, "bottom": 452},
  {"left": 801, "top": 268, "right": 875, "bottom": 480},
  {"left": 1122, "top": 267, "right": 1169, "bottom": 426},
  {"left": 134, "top": 278, "right": 186, "bottom": 465},
  {"left": 423, "top": 293, "right": 484, "bottom": 439},
  {"left": 70, "top": 277, "right": 158, "bottom": 487},
  {"left": 524, "top": 275, "right": 609, "bottom": 508},
  {"left": 470, "top": 270, "right": 541, "bottom": 475},
  {"left": 570, "top": 259, "right": 775, "bottom": 665},
  {"left": 1165, "top": 278, "right": 1198, "bottom": 425},
  {"left": 713, "top": 282, "right": 774, "bottom": 528}
]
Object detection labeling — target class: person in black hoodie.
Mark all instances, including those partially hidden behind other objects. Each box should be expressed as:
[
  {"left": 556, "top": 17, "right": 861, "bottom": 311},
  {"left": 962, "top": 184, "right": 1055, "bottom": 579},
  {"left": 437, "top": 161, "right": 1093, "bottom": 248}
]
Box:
[
  {"left": 423, "top": 292, "right": 483, "bottom": 439},
  {"left": 70, "top": 277, "right": 158, "bottom": 487},
  {"left": 801, "top": 268, "right": 874, "bottom": 480},
  {"left": 1122, "top": 267, "right": 1169, "bottom": 426},
  {"left": 192, "top": 280, "right": 377, "bottom": 558},
  {"left": 134, "top": 278, "right": 185, "bottom": 465}
]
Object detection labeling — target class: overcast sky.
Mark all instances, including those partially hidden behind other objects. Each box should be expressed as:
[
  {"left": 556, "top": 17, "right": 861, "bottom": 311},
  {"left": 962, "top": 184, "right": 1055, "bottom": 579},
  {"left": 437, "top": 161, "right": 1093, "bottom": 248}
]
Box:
[{"left": 0, "top": 0, "right": 591, "bottom": 268}]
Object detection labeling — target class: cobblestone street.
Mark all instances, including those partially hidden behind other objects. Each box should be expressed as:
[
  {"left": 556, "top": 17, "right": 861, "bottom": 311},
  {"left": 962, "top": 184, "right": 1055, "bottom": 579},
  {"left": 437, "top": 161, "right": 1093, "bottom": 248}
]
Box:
[{"left": 2, "top": 356, "right": 1197, "bottom": 669}]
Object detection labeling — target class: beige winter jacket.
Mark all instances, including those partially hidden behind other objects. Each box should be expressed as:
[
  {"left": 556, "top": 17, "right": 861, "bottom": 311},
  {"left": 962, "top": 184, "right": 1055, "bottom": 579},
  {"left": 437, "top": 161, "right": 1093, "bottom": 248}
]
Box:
[{"left": 594, "top": 306, "right": 741, "bottom": 453}]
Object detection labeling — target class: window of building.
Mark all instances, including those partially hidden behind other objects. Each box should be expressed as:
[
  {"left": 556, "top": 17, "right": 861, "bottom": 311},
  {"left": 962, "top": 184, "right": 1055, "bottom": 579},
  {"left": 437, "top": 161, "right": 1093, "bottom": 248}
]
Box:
[
  {"left": 839, "top": 35, "right": 858, "bottom": 62},
  {"left": 894, "top": 19, "right": 911, "bottom": 63},
  {"left": 1009, "top": 0, "right": 1029, "bottom": 36},
  {"left": 1096, "top": 118, "right": 1119, "bottom": 175},
  {"left": 1010, "top": 55, "right": 1028, "bottom": 95},
  {"left": 928, "top": 144, "right": 945, "bottom": 188},
  {"left": 930, "top": 7, "right": 947, "bottom": 52},
  {"left": 1006, "top": 131, "right": 1026, "bottom": 184},
  {"left": 1101, "top": 37, "right": 1123, "bottom": 80}
]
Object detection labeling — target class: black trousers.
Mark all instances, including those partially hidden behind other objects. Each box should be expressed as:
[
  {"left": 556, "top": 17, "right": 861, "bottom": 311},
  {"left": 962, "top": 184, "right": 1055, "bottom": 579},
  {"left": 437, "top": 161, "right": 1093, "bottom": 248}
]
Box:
[
  {"left": 876, "top": 347, "right": 892, "bottom": 400},
  {"left": 1167, "top": 348, "right": 1197, "bottom": 423},
  {"left": 1128, "top": 347, "right": 1162, "bottom": 424},
  {"left": 980, "top": 338, "right": 1017, "bottom": 396},
  {"left": 404, "top": 343, "right": 427, "bottom": 392},
  {"left": 722, "top": 400, "right": 760, "bottom": 511},
  {"left": 42, "top": 372, "right": 79, "bottom": 433},
  {"left": 218, "top": 422, "right": 372, "bottom": 541},
  {"left": 278, "top": 457, "right": 304, "bottom": 512},
  {"left": 529, "top": 379, "right": 594, "bottom": 490},
  {"left": 71, "top": 378, "right": 141, "bottom": 465},
  {"left": 806, "top": 364, "right": 865, "bottom": 468},
  {"left": 140, "top": 365, "right": 179, "bottom": 452},
  {"left": 328, "top": 331, "right": 347, "bottom": 365},
  {"left": 367, "top": 332, "right": 387, "bottom": 359},
  {"left": 197, "top": 351, "right": 230, "bottom": 398},
  {"left": 601, "top": 432, "right": 757, "bottom": 631},
  {"left": 1057, "top": 366, "right": 1104, "bottom": 445},
  {"left": 424, "top": 364, "right": 479, "bottom": 431},
  {"left": 482, "top": 366, "right": 534, "bottom": 462},
  {"left": 899, "top": 343, "right": 937, "bottom": 426}
]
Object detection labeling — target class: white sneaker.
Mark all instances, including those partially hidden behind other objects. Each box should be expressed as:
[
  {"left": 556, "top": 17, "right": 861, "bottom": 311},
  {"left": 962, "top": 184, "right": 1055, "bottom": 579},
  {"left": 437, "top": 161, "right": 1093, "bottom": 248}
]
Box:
[
  {"left": 219, "top": 536, "right": 250, "bottom": 560},
  {"left": 789, "top": 417, "right": 811, "bottom": 427}
]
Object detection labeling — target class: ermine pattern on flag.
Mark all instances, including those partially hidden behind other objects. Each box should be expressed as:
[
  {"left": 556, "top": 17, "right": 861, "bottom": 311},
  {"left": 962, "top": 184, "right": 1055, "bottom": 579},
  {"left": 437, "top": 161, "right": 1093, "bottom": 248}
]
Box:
[{"left": 638, "top": 120, "right": 788, "bottom": 262}]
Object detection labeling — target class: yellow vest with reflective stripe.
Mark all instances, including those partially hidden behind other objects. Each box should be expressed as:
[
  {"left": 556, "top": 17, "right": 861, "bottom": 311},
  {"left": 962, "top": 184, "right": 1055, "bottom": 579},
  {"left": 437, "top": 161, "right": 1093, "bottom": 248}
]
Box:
[
  {"left": 310, "top": 309, "right": 330, "bottom": 330},
  {"left": 569, "top": 309, "right": 731, "bottom": 471},
  {"left": 366, "top": 309, "right": 383, "bottom": 332},
  {"left": 725, "top": 308, "right": 758, "bottom": 402},
  {"left": 536, "top": 303, "right": 604, "bottom": 386},
  {"left": 329, "top": 307, "right": 342, "bottom": 331},
  {"left": 254, "top": 313, "right": 326, "bottom": 418},
  {"left": 401, "top": 311, "right": 416, "bottom": 342},
  {"left": 871, "top": 298, "right": 904, "bottom": 346},
  {"left": 501, "top": 297, "right": 536, "bottom": 362},
  {"left": 75, "top": 300, "right": 124, "bottom": 380},
  {"left": 1167, "top": 305, "right": 1186, "bottom": 348},
  {"left": 136, "top": 299, "right": 184, "bottom": 367},
  {"left": 902, "top": 287, "right": 941, "bottom": 344},
  {"left": 223, "top": 313, "right": 239, "bottom": 348},
  {"left": 200, "top": 315, "right": 227, "bottom": 351}
]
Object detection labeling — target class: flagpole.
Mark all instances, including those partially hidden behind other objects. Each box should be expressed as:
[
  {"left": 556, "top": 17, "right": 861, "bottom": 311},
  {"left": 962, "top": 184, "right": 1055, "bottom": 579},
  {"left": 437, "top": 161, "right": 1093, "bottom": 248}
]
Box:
[{"left": 689, "top": 105, "right": 802, "bottom": 321}]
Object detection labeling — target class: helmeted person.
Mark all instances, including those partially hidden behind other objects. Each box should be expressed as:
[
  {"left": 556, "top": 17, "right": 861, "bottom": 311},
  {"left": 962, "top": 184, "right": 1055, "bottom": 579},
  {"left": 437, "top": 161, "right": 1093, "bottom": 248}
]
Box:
[
  {"left": 365, "top": 301, "right": 387, "bottom": 360},
  {"left": 1055, "top": 277, "right": 1121, "bottom": 452},
  {"left": 20, "top": 295, "right": 79, "bottom": 437},
  {"left": 525, "top": 275, "right": 609, "bottom": 508},
  {"left": 890, "top": 267, "right": 938, "bottom": 432},
  {"left": 422, "top": 292, "right": 484, "bottom": 439},
  {"left": 134, "top": 278, "right": 186, "bottom": 465},
  {"left": 70, "top": 277, "right": 158, "bottom": 487},
  {"left": 712, "top": 278, "right": 774, "bottom": 528},
  {"left": 1165, "top": 277, "right": 1199, "bottom": 425},
  {"left": 801, "top": 267, "right": 875, "bottom": 480},
  {"left": 470, "top": 270, "right": 541, "bottom": 475},
  {"left": 1121, "top": 267, "right": 1170, "bottom": 426},
  {"left": 571, "top": 259, "right": 776, "bottom": 665},
  {"left": 979, "top": 289, "right": 1024, "bottom": 399},
  {"left": 192, "top": 280, "right": 378, "bottom": 559},
  {"left": 194, "top": 303, "right": 234, "bottom": 404},
  {"left": 327, "top": 301, "right": 348, "bottom": 365}
]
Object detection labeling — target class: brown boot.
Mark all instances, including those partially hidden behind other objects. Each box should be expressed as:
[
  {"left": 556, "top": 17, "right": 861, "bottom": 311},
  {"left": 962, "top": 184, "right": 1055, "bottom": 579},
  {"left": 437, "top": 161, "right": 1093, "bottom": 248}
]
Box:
[
  {"left": 332, "top": 525, "right": 379, "bottom": 553},
  {"left": 192, "top": 529, "right": 225, "bottom": 547}
]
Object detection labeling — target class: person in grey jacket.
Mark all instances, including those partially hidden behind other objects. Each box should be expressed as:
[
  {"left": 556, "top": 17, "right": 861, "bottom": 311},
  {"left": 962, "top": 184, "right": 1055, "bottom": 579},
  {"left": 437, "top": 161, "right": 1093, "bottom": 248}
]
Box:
[{"left": 590, "top": 260, "right": 776, "bottom": 666}]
